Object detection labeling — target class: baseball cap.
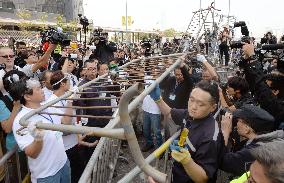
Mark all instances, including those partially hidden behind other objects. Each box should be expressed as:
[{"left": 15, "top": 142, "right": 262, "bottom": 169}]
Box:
[{"left": 233, "top": 104, "right": 275, "bottom": 134}]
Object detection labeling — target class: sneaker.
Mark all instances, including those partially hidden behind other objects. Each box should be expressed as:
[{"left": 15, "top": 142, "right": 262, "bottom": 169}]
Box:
[{"left": 141, "top": 144, "right": 154, "bottom": 152}]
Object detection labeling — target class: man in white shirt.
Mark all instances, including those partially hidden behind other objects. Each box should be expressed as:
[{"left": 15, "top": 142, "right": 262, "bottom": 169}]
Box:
[{"left": 11, "top": 78, "right": 71, "bottom": 183}]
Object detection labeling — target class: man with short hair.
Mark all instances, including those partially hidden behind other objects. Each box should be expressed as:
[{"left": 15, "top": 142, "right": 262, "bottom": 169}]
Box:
[
  {"left": 220, "top": 76, "right": 255, "bottom": 111},
  {"left": 14, "top": 41, "right": 28, "bottom": 68},
  {"left": 149, "top": 80, "right": 222, "bottom": 183},
  {"left": 75, "top": 60, "right": 116, "bottom": 161},
  {"left": 160, "top": 59, "right": 194, "bottom": 109},
  {"left": 249, "top": 141, "right": 284, "bottom": 183}
]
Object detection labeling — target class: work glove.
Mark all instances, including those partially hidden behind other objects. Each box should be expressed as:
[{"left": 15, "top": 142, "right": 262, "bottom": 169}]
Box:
[
  {"left": 149, "top": 85, "right": 161, "bottom": 102},
  {"left": 170, "top": 140, "right": 191, "bottom": 165},
  {"left": 196, "top": 54, "right": 206, "bottom": 63},
  {"left": 171, "top": 147, "right": 191, "bottom": 165},
  {"left": 28, "top": 121, "right": 45, "bottom": 141}
]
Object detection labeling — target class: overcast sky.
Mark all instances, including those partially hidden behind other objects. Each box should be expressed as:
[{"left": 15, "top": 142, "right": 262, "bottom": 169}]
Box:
[{"left": 84, "top": 0, "right": 284, "bottom": 38}]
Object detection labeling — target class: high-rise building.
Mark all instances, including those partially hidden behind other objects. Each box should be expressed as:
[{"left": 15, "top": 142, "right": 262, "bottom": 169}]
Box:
[{"left": 0, "top": 0, "right": 83, "bottom": 21}]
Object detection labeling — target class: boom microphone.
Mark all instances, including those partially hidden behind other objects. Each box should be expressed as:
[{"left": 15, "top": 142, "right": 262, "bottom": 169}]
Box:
[{"left": 261, "top": 44, "right": 284, "bottom": 50}]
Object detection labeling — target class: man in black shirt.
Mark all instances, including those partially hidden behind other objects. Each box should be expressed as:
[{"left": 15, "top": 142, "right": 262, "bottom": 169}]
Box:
[
  {"left": 160, "top": 60, "right": 194, "bottom": 109},
  {"left": 149, "top": 80, "right": 222, "bottom": 183},
  {"left": 14, "top": 41, "right": 28, "bottom": 68}
]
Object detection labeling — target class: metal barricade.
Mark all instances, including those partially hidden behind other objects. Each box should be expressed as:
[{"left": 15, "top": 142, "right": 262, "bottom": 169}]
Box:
[
  {"left": 0, "top": 144, "right": 30, "bottom": 183},
  {"left": 17, "top": 53, "right": 185, "bottom": 183}
]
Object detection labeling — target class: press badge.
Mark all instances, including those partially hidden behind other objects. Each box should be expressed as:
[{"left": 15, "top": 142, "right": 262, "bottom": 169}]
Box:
[
  {"left": 169, "top": 94, "right": 176, "bottom": 100},
  {"left": 100, "top": 93, "right": 106, "bottom": 98},
  {"left": 81, "top": 117, "right": 89, "bottom": 126}
]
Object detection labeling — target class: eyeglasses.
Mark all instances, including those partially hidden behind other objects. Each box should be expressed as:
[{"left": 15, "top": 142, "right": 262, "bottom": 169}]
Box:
[
  {"left": 245, "top": 162, "right": 258, "bottom": 183},
  {"left": 87, "top": 67, "right": 97, "bottom": 71},
  {"left": 0, "top": 55, "right": 15, "bottom": 59}
]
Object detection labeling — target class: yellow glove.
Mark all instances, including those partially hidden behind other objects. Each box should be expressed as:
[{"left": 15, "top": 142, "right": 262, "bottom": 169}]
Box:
[{"left": 171, "top": 148, "right": 191, "bottom": 165}]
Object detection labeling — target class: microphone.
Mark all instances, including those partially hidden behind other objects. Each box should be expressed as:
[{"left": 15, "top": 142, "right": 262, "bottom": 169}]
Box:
[{"left": 261, "top": 44, "right": 284, "bottom": 50}]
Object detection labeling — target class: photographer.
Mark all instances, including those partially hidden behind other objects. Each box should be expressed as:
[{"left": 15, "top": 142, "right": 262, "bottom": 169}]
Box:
[
  {"left": 219, "top": 76, "right": 255, "bottom": 111},
  {"left": 220, "top": 105, "right": 275, "bottom": 177},
  {"left": 240, "top": 41, "right": 284, "bottom": 129},
  {"left": 141, "top": 39, "right": 152, "bottom": 57},
  {"left": 162, "top": 38, "right": 172, "bottom": 55},
  {"left": 90, "top": 32, "right": 117, "bottom": 64},
  {"left": 261, "top": 32, "right": 277, "bottom": 45},
  {"left": 0, "top": 44, "right": 57, "bottom": 97}
]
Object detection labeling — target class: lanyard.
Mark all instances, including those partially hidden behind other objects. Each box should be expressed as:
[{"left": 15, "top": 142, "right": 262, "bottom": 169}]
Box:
[
  {"left": 38, "top": 114, "right": 54, "bottom": 124},
  {"left": 172, "top": 80, "right": 179, "bottom": 93},
  {"left": 60, "top": 100, "right": 65, "bottom": 107},
  {"left": 70, "top": 76, "right": 76, "bottom": 86}
]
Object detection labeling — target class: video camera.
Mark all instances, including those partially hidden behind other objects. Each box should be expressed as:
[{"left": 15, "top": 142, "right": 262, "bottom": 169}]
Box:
[
  {"left": 230, "top": 21, "right": 250, "bottom": 49},
  {"left": 91, "top": 28, "right": 107, "bottom": 43},
  {"left": 256, "top": 43, "right": 284, "bottom": 73},
  {"left": 40, "top": 27, "right": 71, "bottom": 47},
  {"left": 78, "top": 14, "right": 89, "bottom": 27}
]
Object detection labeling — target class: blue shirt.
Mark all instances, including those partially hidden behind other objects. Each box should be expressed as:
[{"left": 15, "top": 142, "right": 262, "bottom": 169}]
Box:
[{"left": 0, "top": 97, "right": 17, "bottom": 151}]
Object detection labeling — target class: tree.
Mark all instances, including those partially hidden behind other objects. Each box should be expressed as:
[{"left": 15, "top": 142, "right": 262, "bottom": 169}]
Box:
[
  {"left": 16, "top": 10, "right": 32, "bottom": 31},
  {"left": 67, "top": 19, "right": 79, "bottom": 32},
  {"left": 162, "top": 28, "right": 178, "bottom": 37},
  {"left": 39, "top": 13, "right": 48, "bottom": 30},
  {"left": 56, "top": 15, "right": 64, "bottom": 28}
]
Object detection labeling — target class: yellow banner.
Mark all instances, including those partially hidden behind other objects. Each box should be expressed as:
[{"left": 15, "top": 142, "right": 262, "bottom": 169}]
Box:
[
  {"left": 122, "top": 16, "right": 132, "bottom": 26},
  {"left": 122, "top": 16, "right": 126, "bottom": 26}
]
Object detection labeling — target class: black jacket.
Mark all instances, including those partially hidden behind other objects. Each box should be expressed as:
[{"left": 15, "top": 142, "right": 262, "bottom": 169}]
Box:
[
  {"left": 233, "top": 93, "right": 256, "bottom": 109},
  {"left": 90, "top": 41, "right": 117, "bottom": 64},
  {"left": 220, "top": 130, "right": 284, "bottom": 177},
  {"left": 160, "top": 66, "right": 194, "bottom": 109},
  {"left": 242, "top": 61, "right": 284, "bottom": 129}
]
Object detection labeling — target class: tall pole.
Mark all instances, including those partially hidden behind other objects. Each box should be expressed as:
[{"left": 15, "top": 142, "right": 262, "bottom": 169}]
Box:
[
  {"left": 125, "top": 0, "right": 128, "bottom": 41},
  {"left": 228, "top": 0, "right": 231, "bottom": 25},
  {"left": 126, "top": 0, "right": 128, "bottom": 32},
  {"left": 199, "top": 0, "right": 202, "bottom": 29}
]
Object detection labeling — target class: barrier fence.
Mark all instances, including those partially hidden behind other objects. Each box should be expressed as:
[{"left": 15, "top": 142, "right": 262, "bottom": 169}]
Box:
[{"left": 0, "top": 52, "right": 232, "bottom": 183}]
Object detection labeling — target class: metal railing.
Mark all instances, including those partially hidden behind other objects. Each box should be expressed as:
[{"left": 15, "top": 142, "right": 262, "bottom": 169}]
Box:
[
  {"left": 16, "top": 53, "right": 184, "bottom": 183},
  {"left": 0, "top": 51, "right": 233, "bottom": 183}
]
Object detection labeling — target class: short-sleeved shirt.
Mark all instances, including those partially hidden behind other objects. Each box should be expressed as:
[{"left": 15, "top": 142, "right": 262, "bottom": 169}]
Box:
[
  {"left": 171, "top": 109, "right": 222, "bottom": 183},
  {"left": 45, "top": 94, "right": 78, "bottom": 151},
  {"left": 0, "top": 96, "right": 16, "bottom": 150},
  {"left": 13, "top": 106, "right": 67, "bottom": 183}
]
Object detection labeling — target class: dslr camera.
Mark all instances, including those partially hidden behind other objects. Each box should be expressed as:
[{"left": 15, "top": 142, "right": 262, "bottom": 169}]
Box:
[
  {"left": 230, "top": 21, "right": 250, "bottom": 49},
  {"left": 40, "top": 27, "right": 71, "bottom": 47}
]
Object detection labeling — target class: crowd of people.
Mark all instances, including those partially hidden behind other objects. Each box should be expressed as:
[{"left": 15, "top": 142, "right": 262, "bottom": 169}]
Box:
[{"left": 0, "top": 27, "right": 283, "bottom": 183}]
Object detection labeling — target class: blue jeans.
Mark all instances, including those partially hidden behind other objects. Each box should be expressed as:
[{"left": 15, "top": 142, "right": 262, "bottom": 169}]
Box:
[
  {"left": 143, "top": 111, "right": 163, "bottom": 147},
  {"left": 37, "top": 160, "right": 71, "bottom": 183}
]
